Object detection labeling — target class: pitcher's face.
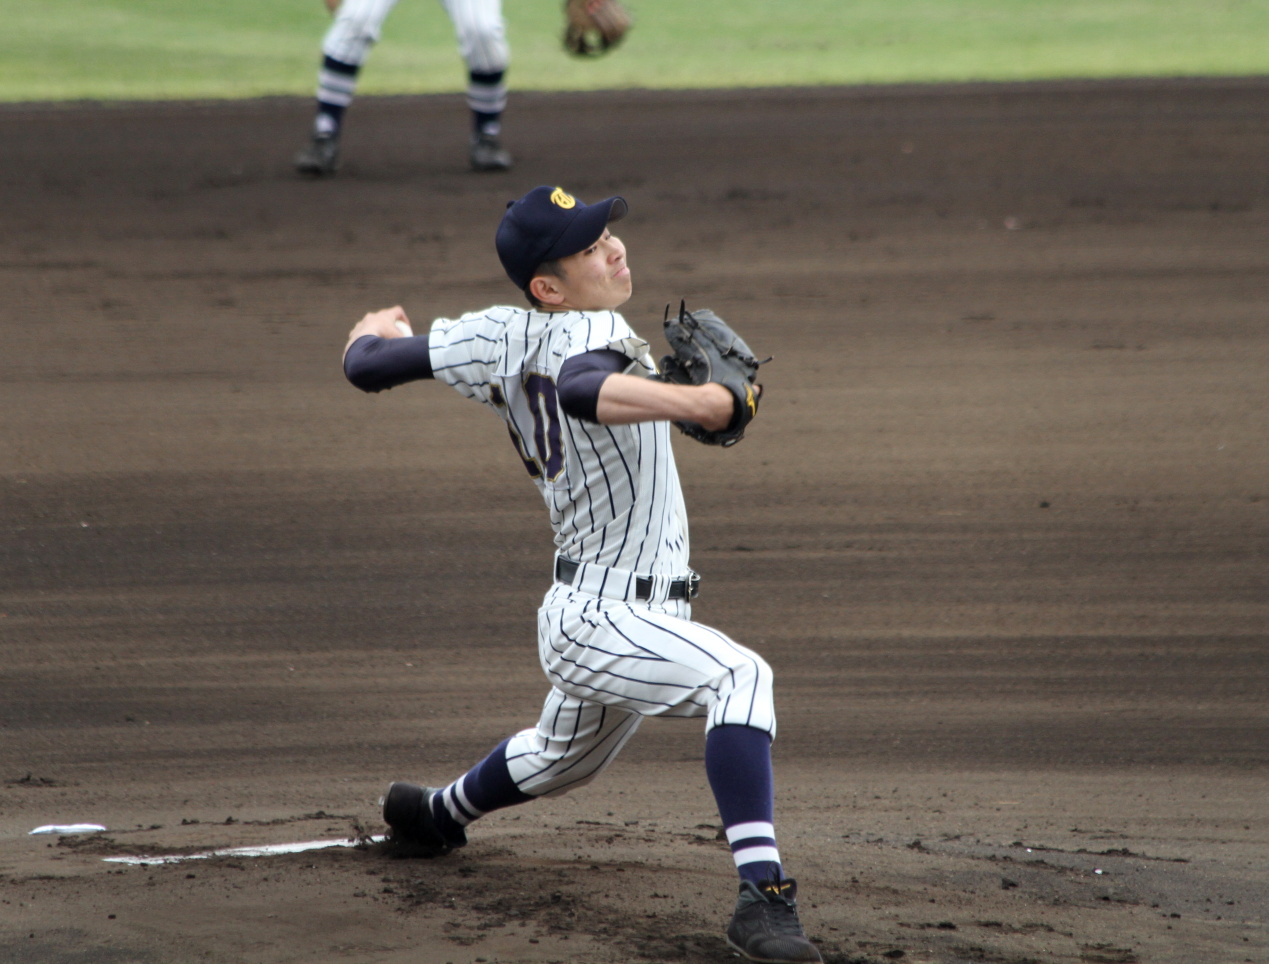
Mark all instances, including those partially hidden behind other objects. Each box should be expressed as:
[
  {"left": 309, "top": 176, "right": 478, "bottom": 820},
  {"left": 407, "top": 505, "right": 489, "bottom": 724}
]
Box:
[{"left": 550, "top": 230, "right": 632, "bottom": 311}]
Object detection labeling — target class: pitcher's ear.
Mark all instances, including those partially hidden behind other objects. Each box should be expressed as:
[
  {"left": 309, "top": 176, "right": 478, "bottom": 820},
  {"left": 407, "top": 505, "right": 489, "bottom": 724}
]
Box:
[{"left": 529, "top": 274, "right": 566, "bottom": 306}]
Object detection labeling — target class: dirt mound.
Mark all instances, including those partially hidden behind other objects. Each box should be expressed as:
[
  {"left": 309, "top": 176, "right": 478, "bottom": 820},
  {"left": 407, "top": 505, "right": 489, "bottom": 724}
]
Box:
[{"left": 1, "top": 80, "right": 1266, "bottom": 963}]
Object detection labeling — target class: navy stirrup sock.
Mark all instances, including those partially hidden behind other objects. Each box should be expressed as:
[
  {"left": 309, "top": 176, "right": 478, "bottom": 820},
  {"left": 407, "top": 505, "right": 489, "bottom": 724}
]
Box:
[
  {"left": 705, "top": 724, "right": 784, "bottom": 885},
  {"left": 468, "top": 69, "right": 506, "bottom": 136},
  {"left": 430, "top": 738, "right": 533, "bottom": 840},
  {"left": 314, "top": 55, "right": 359, "bottom": 137}
]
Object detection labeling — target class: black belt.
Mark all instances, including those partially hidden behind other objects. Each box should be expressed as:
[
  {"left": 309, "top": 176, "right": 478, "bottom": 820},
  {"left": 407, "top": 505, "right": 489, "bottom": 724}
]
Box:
[{"left": 555, "top": 557, "right": 700, "bottom": 601}]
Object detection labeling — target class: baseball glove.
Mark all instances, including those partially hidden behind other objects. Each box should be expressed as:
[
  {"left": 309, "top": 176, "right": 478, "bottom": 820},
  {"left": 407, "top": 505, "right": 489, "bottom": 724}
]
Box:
[
  {"left": 657, "top": 301, "right": 768, "bottom": 447},
  {"left": 563, "top": 0, "right": 632, "bottom": 57}
]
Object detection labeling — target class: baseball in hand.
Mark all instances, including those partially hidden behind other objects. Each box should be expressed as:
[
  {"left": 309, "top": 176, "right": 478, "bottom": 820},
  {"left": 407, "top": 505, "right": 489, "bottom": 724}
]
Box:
[{"left": 395, "top": 320, "right": 414, "bottom": 337}]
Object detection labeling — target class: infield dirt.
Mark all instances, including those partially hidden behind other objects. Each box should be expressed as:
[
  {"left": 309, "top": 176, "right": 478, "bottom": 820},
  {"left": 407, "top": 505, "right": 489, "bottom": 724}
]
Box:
[{"left": 1, "top": 80, "right": 1266, "bottom": 964}]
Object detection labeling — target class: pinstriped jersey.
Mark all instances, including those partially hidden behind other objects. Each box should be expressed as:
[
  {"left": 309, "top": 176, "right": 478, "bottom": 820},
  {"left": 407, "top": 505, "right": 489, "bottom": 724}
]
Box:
[{"left": 429, "top": 305, "right": 690, "bottom": 575}]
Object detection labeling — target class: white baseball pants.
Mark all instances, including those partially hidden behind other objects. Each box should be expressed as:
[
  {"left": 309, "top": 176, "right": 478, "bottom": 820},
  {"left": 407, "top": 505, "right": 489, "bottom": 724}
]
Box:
[
  {"left": 504, "top": 581, "right": 778, "bottom": 798},
  {"left": 322, "top": 0, "right": 509, "bottom": 74}
]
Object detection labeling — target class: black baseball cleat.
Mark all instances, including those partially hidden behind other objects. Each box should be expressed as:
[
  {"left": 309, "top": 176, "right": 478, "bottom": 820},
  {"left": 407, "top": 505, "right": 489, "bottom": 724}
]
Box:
[
  {"left": 469, "top": 132, "right": 513, "bottom": 172},
  {"left": 295, "top": 133, "right": 340, "bottom": 176},
  {"left": 725, "top": 877, "right": 823, "bottom": 963},
  {"left": 381, "top": 782, "right": 467, "bottom": 857}
]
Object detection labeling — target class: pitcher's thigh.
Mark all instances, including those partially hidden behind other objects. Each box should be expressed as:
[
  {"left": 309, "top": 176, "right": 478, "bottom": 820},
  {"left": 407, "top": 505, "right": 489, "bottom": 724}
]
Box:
[{"left": 542, "top": 599, "right": 776, "bottom": 736}]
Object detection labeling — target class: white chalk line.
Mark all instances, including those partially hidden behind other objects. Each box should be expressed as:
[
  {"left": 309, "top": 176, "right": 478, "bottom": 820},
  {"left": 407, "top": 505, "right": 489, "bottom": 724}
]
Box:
[{"left": 101, "top": 835, "right": 387, "bottom": 865}]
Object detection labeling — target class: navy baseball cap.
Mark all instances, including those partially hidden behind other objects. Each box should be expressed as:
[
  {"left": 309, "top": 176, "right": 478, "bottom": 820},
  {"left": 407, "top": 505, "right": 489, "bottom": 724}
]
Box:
[{"left": 496, "top": 185, "right": 628, "bottom": 291}]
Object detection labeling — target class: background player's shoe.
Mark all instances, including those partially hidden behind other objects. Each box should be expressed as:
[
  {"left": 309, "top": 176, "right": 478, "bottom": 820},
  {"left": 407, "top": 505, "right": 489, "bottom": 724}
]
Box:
[
  {"left": 381, "top": 781, "right": 467, "bottom": 856},
  {"left": 470, "top": 132, "right": 513, "bottom": 172},
  {"left": 295, "top": 133, "right": 340, "bottom": 176},
  {"left": 725, "top": 878, "right": 823, "bottom": 963}
]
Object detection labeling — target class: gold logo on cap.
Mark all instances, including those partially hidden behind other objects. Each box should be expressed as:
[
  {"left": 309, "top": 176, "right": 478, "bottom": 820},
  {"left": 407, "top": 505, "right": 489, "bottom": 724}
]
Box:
[{"left": 550, "top": 188, "right": 576, "bottom": 209}]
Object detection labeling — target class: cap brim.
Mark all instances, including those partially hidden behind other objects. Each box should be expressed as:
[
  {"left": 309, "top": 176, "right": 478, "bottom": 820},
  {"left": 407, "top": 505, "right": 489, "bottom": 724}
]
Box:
[{"left": 541, "top": 196, "right": 628, "bottom": 264}]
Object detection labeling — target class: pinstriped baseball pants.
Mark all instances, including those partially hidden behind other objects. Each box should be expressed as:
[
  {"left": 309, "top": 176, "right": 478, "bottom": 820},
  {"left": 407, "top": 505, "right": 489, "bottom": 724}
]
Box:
[
  {"left": 504, "top": 582, "right": 777, "bottom": 798},
  {"left": 322, "top": 0, "right": 509, "bottom": 74}
]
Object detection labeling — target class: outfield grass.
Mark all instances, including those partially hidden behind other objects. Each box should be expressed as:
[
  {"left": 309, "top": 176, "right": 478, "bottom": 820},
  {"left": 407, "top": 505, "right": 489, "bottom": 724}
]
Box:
[{"left": 4, "top": 0, "right": 1267, "bottom": 102}]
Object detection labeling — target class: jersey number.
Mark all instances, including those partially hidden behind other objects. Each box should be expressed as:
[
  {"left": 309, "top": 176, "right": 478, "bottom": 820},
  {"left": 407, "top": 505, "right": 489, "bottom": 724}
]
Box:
[{"left": 508, "top": 373, "right": 564, "bottom": 481}]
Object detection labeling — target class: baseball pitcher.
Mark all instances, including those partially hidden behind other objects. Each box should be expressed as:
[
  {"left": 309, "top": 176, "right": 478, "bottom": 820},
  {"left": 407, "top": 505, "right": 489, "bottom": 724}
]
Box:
[{"left": 340, "top": 185, "right": 820, "bottom": 963}]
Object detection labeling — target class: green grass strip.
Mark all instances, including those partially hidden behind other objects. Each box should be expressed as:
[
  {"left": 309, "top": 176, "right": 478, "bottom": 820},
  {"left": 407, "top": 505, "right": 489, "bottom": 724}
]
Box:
[{"left": 3, "top": 0, "right": 1266, "bottom": 102}]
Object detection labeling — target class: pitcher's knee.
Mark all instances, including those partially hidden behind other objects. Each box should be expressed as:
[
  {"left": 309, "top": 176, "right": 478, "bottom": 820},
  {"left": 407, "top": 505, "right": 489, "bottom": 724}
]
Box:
[
  {"left": 518, "top": 759, "right": 607, "bottom": 798},
  {"left": 504, "top": 715, "right": 640, "bottom": 797},
  {"left": 708, "top": 650, "right": 776, "bottom": 737},
  {"left": 509, "top": 745, "right": 617, "bottom": 798}
]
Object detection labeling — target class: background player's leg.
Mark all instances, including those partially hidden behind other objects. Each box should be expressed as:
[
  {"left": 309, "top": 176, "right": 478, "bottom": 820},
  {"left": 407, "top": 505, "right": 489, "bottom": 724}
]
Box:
[
  {"left": 296, "top": 0, "right": 400, "bottom": 175},
  {"left": 439, "top": 0, "right": 513, "bottom": 170},
  {"left": 311, "top": 56, "right": 358, "bottom": 141}
]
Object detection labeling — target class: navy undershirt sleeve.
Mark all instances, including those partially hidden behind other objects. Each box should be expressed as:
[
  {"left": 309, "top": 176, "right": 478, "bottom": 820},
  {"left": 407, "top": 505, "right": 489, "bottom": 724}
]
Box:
[
  {"left": 557, "top": 349, "right": 629, "bottom": 423},
  {"left": 343, "top": 334, "right": 434, "bottom": 393}
]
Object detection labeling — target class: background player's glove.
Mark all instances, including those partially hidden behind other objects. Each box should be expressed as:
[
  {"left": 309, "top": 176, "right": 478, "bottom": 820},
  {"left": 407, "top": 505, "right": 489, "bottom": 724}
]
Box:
[
  {"left": 563, "top": 0, "right": 632, "bottom": 57},
  {"left": 656, "top": 302, "right": 768, "bottom": 447}
]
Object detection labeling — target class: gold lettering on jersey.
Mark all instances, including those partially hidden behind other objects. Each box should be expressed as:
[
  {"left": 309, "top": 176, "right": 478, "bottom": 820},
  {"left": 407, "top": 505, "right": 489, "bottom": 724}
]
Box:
[{"left": 550, "top": 188, "right": 576, "bottom": 209}]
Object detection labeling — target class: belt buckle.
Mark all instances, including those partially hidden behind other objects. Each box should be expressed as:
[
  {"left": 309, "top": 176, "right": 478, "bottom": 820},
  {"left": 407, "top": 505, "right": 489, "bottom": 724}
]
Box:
[
  {"left": 556, "top": 557, "right": 579, "bottom": 587},
  {"left": 686, "top": 569, "right": 701, "bottom": 599}
]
